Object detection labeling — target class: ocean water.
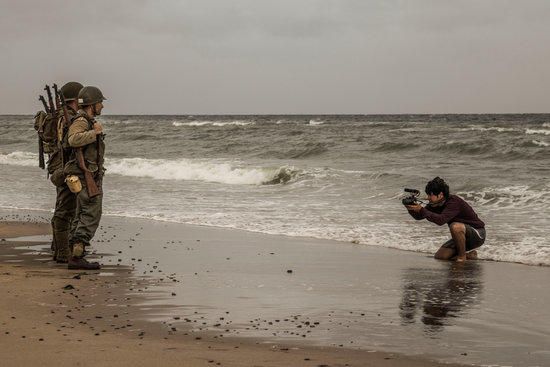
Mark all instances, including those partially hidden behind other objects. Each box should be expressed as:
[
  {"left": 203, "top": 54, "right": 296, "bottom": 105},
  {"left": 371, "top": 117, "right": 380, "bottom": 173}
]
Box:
[{"left": 1, "top": 114, "right": 549, "bottom": 265}]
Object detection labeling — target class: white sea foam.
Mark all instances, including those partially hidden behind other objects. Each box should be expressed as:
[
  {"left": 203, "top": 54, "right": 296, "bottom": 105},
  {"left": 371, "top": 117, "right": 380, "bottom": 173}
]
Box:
[
  {"left": 0, "top": 151, "right": 38, "bottom": 167},
  {"left": 107, "top": 157, "right": 295, "bottom": 185},
  {"left": 172, "top": 120, "right": 254, "bottom": 127},
  {"left": 532, "top": 140, "right": 549, "bottom": 147},
  {"left": 525, "top": 128, "right": 550, "bottom": 136},
  {"left": 459, "top": 125, "right": 518, "bottom": 133},
  {"left": 543, "top": 123, "right": 550, "bottom": 128},
  {"left": 109, "top": 119, "right": 137, "bottom": 125},
  {"left": 309, "top": 119, "right": 324, "bottom": 126},
  {"left": 458, "top": 185, "right": 549, "bottom": 210}
]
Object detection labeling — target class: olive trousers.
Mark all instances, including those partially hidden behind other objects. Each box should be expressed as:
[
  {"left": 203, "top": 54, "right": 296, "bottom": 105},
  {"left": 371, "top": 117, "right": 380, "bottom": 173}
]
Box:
[
  {"left": 51, "top": 184, "right": 76, "bottom": 258},
  {"left": 70, "top": 185, "right": 103, "bottom": 247}
]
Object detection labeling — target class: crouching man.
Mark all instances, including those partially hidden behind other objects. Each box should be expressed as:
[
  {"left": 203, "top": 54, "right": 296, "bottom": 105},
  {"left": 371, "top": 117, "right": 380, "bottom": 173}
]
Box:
[{"left": 405, "top": 177, "right": 486, "bottom": 262}]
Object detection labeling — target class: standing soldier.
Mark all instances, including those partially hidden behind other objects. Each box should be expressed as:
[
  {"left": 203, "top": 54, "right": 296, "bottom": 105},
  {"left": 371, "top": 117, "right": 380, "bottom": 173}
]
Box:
[
  {"left": 64, "top": 86, "right": 106, "bottom": 270},
  {"left": 50, "top": 82, "right": 83, "bottom": 263}
]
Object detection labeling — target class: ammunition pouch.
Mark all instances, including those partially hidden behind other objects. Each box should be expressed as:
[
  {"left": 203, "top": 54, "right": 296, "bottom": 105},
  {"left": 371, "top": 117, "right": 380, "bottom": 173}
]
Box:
[{"left": 50, "top": 168, "right": 66, "bottom": 187}]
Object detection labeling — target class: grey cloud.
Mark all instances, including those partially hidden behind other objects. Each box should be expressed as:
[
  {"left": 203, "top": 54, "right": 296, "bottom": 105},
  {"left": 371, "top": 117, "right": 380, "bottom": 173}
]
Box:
[{"left": 0, "top": 0, "right": 549, "bottom": 114}]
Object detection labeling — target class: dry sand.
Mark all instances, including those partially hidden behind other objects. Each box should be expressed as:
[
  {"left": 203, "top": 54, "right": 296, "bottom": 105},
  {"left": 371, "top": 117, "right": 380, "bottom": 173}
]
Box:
[{"left": 0, "top": 220, "right": 466, "bottom": 367}]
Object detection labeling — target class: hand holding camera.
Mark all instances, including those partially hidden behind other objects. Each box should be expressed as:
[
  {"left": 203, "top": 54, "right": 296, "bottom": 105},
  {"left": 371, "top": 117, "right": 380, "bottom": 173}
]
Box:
[{"left": 402, "top": 188, "right": 424, "bottom": 212}]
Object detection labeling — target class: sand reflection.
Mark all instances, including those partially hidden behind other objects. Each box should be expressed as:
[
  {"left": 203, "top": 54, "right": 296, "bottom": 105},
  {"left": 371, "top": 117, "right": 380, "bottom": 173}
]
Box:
[{"left": 399, "top": 262, "right": 483, "bottom": 333}]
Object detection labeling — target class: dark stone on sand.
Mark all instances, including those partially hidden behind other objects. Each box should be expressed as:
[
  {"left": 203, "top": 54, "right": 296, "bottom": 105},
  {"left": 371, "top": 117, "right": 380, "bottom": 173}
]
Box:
[
  {"left": 63, "top": 284, "right": 75, "bottom": 290},
  {"left": 287, "top": 269, "right": 293, "bottom": 273}
]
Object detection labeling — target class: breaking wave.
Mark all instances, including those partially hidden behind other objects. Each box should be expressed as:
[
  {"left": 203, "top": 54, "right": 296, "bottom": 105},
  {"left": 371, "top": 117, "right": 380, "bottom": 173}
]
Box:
[
  {"left": 525, "top": 128, "right": 550, "bottom": 136},
  {"left": 0, "top": 151, "right": 38, "bottom": 167},
  {"left": 172, "top": 120, "right": 254, "bottom": 127},
  {"left": 531, "top": 140, "right": 549, "bottom": 147},
  {"left": 459, "top": 126, "right": 519, "bottom": 133},
  {"left": 309, "top": 119, "right": 324, "bottom": 126},
  {"left": 0, "top": 151, "right": 298, "bottom": 185},
  {"left": 457, "top": 185, "right": 550, "bottom": 209},
  {"left": 107, "top": 157, "right": 298, "bottom": 185}
]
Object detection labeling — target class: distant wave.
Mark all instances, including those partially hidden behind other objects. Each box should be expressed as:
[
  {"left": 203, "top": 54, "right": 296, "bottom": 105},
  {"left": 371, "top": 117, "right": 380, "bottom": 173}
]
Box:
[
  {"left": 256, "top": 142, "right": 328, "bottom": 159},
  {"left": 0, "top": 151, "right": 38, "bottom": 167},
  {"left": 432, "top": 141, "right": 490, "bottom": 155},
  {"left": 373, "top": 142, "right": 419, "bottom": 152},
  {"left": 308, "top": 119, "right": 324, "bottom": 126},
  {"left": 458, "top": 185, "right": 549, "bottom": 209},
  {"left": 172, "top": 120, "right": 254, "bottom": 127},
  {"left": 458, "top": 125, "right": 519, "bottom": 133},
  {"left": 525, "top": 128, "right": 550, "bottom": 136},
  {"left": 109, "top": 119, "right": 138, "bottom": 125},
  {"left": 531, "top": 140, "right": 549, "bottom": 147},
  {"left": 107, "top": 157, "right": 298, "bottom": 185}
]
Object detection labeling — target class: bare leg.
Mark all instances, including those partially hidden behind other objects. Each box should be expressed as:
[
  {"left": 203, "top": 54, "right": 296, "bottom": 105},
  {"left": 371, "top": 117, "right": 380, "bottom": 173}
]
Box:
[
  {"left": 434, "top": 246, "right": 455, "bottom": 260},
  {"left": 449, "top": 222, "right": 467, "bottom": 262}
]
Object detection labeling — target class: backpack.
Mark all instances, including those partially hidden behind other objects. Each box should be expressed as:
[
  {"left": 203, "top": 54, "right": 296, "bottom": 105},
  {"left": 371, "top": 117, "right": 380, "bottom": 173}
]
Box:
[{"left": 34, "top": 110, "right": 60, "bottom": 154}]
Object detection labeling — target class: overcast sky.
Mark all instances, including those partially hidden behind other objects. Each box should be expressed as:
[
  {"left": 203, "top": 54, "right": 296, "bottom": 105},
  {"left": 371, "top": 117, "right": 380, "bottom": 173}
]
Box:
[{"left": 1, "top": 0, "right": 549, "bottom": 114}]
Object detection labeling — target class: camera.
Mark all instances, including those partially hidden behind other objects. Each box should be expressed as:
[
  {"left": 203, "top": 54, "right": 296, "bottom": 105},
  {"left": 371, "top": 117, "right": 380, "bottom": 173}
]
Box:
[{"left": 402, "top": 188, "right": 420, "bottom": 205}]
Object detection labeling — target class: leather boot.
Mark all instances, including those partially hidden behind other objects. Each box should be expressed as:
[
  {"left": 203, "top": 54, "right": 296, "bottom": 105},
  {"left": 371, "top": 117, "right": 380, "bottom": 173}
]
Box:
[
  {"left": 68, "top": 242, "right": 100, "bottom": 270},
  {"left": 68, "top": 257, "right": 101, "bottom": 270},
  {"left": 55, "top": 230, "right": 71, "bottom": 264}
]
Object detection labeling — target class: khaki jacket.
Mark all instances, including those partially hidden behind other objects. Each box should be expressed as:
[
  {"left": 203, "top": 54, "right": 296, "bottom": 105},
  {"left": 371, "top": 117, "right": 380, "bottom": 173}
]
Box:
[{"left": 63, "top": 110, "right": 105, "bottom": 178}]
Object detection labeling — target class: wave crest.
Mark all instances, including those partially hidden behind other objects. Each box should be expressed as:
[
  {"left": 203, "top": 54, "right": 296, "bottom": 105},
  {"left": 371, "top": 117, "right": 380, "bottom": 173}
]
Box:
[
  {"left": 0, "top": 151, "right": 38, "bottom": 167},
  {"left": 108, "top": 157, "right": 297, "bottom": 185},
  {"left": 172, "top": 120, "right": 254, "bottom": 127}
]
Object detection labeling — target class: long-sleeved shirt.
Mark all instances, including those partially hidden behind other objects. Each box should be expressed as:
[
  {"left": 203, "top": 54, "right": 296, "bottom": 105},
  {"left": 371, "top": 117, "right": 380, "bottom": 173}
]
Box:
[{"left": 408, "top": 194, "right": 485, "bottom": 229}]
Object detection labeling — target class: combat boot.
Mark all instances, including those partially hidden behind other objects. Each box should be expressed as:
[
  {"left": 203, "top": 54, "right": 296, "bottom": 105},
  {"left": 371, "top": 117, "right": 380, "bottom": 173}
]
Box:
[
  {"left": 67, "top": 242, "right": 100, "bottom": 270},
  {"left": 55, "top": 230, "right": 71, "bottom": 264},
  {"left": 68, "top": 257, "right": 100, "bottom": 270}
]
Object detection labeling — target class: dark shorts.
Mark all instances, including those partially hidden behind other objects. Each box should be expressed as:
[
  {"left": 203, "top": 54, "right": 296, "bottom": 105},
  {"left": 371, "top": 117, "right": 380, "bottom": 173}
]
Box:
[{"left": 442, "top": 224, "right": 486, "bottom": 252}]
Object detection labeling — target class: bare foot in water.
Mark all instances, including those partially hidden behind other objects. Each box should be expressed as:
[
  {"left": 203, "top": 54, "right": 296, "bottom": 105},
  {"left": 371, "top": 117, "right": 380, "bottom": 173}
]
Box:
[{"left": 466, "top": 250, "right": 478, "bottom": 260}]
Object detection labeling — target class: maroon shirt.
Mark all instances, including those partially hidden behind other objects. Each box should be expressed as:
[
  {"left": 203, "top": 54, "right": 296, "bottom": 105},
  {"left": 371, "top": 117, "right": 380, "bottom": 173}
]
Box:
[{"left": 408, "top": 194, "right": 485, "bottom": 229}]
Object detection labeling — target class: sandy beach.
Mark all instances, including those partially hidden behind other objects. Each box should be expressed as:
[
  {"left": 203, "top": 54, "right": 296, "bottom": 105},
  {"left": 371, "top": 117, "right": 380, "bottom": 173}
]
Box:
[{"left": 1, "top": 209, "right": 549, "bottom": 367}]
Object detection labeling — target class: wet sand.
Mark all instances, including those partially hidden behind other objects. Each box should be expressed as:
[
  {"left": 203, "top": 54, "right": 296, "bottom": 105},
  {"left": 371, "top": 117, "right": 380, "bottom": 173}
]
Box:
[
  {"left": 0, "top": 217, "right": 464, "bottom": 367},
  {"left": 2, "top": 209, "right": 550, "bottom": 366}
]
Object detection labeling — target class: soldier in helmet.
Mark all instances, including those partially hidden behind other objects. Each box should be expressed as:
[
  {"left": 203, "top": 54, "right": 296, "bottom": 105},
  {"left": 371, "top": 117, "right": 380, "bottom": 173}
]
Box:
[
  {"left": 50, "top": 82, "right": 84, "bottom": 263},
  {"left": 64, "top": 86, "right": 106, "bottom": 270}
]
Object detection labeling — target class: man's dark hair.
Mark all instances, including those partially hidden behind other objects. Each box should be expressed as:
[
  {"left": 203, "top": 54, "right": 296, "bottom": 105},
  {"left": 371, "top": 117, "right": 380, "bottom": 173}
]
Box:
[{"left": 425, "top": 177, "right": 450, "bottom": 198}]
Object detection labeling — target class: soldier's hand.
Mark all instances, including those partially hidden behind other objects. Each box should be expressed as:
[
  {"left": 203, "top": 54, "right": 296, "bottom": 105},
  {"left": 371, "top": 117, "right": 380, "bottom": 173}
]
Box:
[{"left": 93, "top": 122, "right": 103, "bottom": 135}]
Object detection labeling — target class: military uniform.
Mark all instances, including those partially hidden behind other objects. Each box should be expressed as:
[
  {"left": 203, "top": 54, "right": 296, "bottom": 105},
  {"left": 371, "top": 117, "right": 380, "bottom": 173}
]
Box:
[
  {"left": 65, "top": 110, "right": 105, "bottom": 247},
  {"left": 50, "top": 82, "right": 83, "bottom": 263},
  {"left": 64, "top": 86, "right": 106, "bottom": 270}
]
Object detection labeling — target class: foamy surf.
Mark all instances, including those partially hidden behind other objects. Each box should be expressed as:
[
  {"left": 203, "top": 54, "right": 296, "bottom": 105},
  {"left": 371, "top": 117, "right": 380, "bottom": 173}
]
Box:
[
  {"left": 532, "top": 140, "right": 549, "bottom": 147},
  {"left": 525, "top": 128, "right": 550, "bottom": 136},
  {"left": 172, "top": 120, "right": 254, "bottom": 127},
  {"left": 107, "top": 157, "right": 297, "bottom": 185},
  {"left": 0, "top": 151, "right": 38, "bottom": 167}
]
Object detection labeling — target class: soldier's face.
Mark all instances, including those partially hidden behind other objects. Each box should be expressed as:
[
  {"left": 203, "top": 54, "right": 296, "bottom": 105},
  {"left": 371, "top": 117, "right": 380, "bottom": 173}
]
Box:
[{"left": 94, "top": 102, "right": 104, "bottom": 116}]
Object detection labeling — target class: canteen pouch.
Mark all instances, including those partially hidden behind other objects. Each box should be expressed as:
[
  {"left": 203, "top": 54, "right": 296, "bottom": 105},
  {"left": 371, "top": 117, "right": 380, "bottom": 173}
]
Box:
[{"left": 65, "top": 175, "right": 82, "bottom": 194}]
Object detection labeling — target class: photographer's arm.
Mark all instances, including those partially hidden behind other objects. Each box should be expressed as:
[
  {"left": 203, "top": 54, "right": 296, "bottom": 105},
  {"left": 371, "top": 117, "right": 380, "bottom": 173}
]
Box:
[
  {"left": 406, "top": 204, "right": 425, "bottom": 220},
  {"left": 420, "top": 201, "right": 460, "bottom": 226}
]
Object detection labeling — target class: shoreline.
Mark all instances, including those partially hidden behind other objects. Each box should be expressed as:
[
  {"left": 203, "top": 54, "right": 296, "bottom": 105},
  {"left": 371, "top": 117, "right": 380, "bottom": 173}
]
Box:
[
  {"left": 2, "top": 206, "right": 547, "bottom": 269},
  {"left": 0, "top": 219, "right": 465, "bottom": 367},
  {"left": 2, "top": 208, "right": 550, "bottom": 367}
]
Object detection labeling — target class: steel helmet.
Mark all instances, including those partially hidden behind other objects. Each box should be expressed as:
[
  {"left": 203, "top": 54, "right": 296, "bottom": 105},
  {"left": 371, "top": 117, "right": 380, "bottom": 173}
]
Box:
[
  {"left": 78, "top": 86, "right": 106, "bottom": 106},
  {"left": 60, "top": 82, "right": 84, "bottom": 101}
]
